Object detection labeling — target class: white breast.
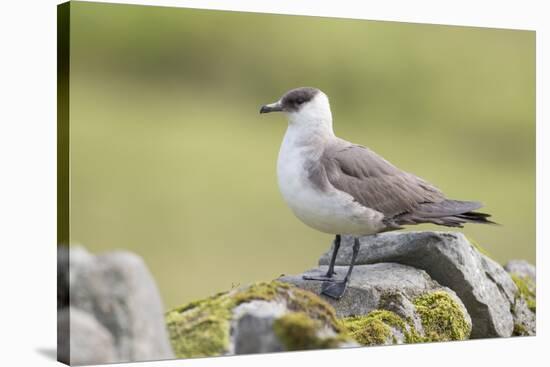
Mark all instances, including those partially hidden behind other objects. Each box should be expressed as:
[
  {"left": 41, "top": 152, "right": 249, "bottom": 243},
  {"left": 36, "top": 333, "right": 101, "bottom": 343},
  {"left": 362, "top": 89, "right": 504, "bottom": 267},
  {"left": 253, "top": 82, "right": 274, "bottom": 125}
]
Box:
[{"left": 276, "top": 128, "right": 385, "bottom": 236}]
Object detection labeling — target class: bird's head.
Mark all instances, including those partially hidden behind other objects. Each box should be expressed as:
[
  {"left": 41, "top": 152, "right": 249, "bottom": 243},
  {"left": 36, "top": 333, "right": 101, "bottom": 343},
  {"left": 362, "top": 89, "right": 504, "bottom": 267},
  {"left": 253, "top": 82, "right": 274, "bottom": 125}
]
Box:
[{"left": 260, "top": 87, "right": 333, "bottom": 127}]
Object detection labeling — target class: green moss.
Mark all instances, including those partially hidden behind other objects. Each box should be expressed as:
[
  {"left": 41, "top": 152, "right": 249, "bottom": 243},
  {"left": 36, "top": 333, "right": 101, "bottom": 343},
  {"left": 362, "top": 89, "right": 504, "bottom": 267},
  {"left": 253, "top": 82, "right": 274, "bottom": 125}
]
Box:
[
  {"left": 403, "top": 324, "right": 425, "bottom": 343},
  {"left": 273, "top": 312, "right": 344, "bottom": 350},
  {"left": 233, "top": 281, "right": 292, "bottom": 305},
  {"left": 343, "top": 316, "right": 390, "bottom": 345},
  {"left": 234, "top": 281, "right": 342, "bottom": 331},
  {"left": 166, "top": 291, "right": 235, "bottom": 358},
  {"left": 337, "top": 292, "right": 471, "bottom": 346},
  {"left": 371, "top": 310, "right": 408, "bottom": 331},
  {"left": 413, "top": 291, "right": 471, "bottom": 341},
  {"left": 511, "top": 274, "right": 536, "bottom": 313},
  {"left": 509, "top": 273, "right": 536, "bottom": 336},
  {"left": 342, "top": 310, "right": 407, "bottom": 345},
  {"left": 166, "top": 281, "right": 345, "bottom": 357},
  {"left": 513, "top": 323, "right": 528, "bottom": 336},
  {"left": 287, "top": 286, "right": 345, "bottom": 332},
  {"left": 342, "top": 309, "right": 432, "bottom": 345}
]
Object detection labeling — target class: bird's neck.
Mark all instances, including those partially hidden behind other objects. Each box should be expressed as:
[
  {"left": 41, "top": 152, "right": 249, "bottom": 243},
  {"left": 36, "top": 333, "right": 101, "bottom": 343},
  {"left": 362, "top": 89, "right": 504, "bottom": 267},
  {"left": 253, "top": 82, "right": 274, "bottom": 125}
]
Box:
[{"left": 286, "top": 111, "right": 335, "bottom": 147}]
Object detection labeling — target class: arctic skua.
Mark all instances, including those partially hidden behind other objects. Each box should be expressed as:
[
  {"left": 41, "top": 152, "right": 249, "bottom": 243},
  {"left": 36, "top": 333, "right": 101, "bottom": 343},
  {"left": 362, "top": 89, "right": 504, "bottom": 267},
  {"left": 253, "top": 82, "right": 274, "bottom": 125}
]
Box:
[{"left": 260, "top": 87, "right": 494, "bottom": 299}]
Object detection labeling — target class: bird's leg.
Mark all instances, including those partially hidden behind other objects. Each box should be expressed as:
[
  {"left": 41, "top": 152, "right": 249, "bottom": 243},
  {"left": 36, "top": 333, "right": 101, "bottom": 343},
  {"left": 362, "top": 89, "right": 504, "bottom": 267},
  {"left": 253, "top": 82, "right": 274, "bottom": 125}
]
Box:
[
  {"left": 302, "top": 235, "right": 341, "bottom": 282},
  {"left": 321, "top": 236, "right": 360, "bottom": 300},
  {"left": 325, "top": 234, "right": 341, "bottom": 277}
]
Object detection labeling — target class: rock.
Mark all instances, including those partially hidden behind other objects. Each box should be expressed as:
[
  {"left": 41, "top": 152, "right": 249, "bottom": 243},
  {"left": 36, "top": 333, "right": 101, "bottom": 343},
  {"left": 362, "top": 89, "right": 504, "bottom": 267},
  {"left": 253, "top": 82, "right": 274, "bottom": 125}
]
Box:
[
  {"left": 504, "top": 260, "right": 536, "bottom": 281},
  {"left": 318, "top": 232, "right": 516, "bottom": 338},
  {"left": 58, "top": 246, "right": 174, "bottom": 363},
  {"left": 58, "top": 307, "right": 117, "bottom": 365},
  {"left": 232, "top": 301, "right": 286, "bottom": 354},
  {"left": 280, "top": 262, "right": 472, "bottom": 345},
  {"left": 58, "top": 234, "right": 535, "bottom": 361},
  {"left": 165, "top": 281, "right": 355, "bottom": 358},
  {"left": 511, "top": 297, "right": 536, "bottom": 336},
  {"left": 504, "top": 260, "right": 536, "bottom": 336}
]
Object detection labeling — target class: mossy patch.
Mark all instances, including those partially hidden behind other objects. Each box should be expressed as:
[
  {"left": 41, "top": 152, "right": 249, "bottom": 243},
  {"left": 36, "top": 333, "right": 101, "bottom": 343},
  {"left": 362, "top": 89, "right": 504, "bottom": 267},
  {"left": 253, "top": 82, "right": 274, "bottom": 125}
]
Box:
[
  {"left": 342, "top": 309, "right": 426, "bottom": 345},
  {"left": 513, "top": 323, "right": 528, "bottom": 336},
  {"left": 166, "top": 281, "right": 344, "bottom": 358},
  {"left": 166, "top": 283, "right": 473, "bottom": 356},
  {"left": 511, "top": 274, "right": 536, "bottom": 313},
  {"left": 342, "top": 292, "right": 470, "bottom": 346},
  {"left": 234, "top": 281, "right": 343, "bottom": 331},
  {"left": 287, "top": 286, "right": 345, "bottom": 332},
  {"left": 165, "top": 291, "right": 235, "bottom": 358},
  {"left": 273, "top": 312, "right": 345, "bottom": 350},
  {"left": 342, "top": 310, "right": 402, "bottom": 345},
  {"left": 233, "top": 281, "right": 292, "bottom": 305},
  {"left": 413, "top": 291, "right": 471, "bottom": 341}
]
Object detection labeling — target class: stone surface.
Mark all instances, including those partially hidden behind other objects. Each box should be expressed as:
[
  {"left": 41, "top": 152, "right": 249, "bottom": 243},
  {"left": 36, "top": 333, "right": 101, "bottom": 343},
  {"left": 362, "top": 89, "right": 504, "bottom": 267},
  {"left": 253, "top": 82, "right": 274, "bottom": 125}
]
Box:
[
  {"left": 58, "top": 233, "right": 536, "bottom": 362},
  {"left": 58, "top": 246, "right": 174, "bottom": 363},
  {"left": 318, "top": 232, "right": 516, "bottom": 338},
  {"left": 504, "top": 260, "right": 536, "bottom": 336},
  {"left": 511, "top": 297, "right": 536, "bottom": 336},
  {"left": 58, "top": 307, "right": 117, "bottom": 365},
  {"left": 166, "top": 281, "right": 355, "bottom": 358},
  {"left": 504, "top": 260, "right": 536, "bottom": 281},
  {"left": 280, "top": 262, "right": 471, "bottom": 344},
  {"left": 281, "top": 263, "right": 461, "bottom": 318},
  {"left": 232, "top": 301, "right": 286, "bottom": 354}
]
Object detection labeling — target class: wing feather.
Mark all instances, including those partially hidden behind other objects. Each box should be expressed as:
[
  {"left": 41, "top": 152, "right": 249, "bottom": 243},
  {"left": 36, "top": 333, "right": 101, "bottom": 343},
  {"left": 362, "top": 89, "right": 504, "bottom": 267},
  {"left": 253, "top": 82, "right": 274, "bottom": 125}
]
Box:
[{"left": 320, "top": 141, "right": 445, "bottom": 217}]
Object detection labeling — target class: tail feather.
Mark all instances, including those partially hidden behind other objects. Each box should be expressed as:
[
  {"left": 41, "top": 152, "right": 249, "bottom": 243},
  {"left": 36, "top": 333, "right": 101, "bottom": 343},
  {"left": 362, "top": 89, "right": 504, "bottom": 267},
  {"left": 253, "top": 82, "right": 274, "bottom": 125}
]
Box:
[
  {"left": 394, "top": 199, "right": 497, "bottom": 227},
  {"left": 455, "top": 211, "right": 497, "bottom": 225}
]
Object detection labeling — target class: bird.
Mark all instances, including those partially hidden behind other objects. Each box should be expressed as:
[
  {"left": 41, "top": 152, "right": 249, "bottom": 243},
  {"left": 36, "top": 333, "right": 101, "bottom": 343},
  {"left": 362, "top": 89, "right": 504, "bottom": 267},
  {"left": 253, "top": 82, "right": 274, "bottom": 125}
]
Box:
[{"left": 259, "top": 86, "right": 495, "bottom": 300}]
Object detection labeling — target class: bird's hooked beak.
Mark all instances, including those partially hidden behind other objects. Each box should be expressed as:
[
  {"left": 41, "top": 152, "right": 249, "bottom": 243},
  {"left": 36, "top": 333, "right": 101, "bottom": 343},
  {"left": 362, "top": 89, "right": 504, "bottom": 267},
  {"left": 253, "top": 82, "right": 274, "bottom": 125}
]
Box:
[{"left": 259, "top": 101, "right": 283, "bottom": 114}]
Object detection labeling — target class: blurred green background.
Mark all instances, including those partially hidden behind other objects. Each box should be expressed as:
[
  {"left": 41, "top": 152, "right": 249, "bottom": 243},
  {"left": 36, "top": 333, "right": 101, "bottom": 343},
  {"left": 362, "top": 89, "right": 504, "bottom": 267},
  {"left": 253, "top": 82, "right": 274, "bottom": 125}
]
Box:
[{"left": 68, "top": 2, "right": 535, "bottom": 309}]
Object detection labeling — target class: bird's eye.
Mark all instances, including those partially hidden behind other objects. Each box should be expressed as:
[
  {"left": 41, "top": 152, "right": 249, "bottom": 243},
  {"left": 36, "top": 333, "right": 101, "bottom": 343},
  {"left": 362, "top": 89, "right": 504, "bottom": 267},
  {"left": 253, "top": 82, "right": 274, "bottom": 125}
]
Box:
[{"left": 296, "top": 98, "right": 305, "bottom": 105}]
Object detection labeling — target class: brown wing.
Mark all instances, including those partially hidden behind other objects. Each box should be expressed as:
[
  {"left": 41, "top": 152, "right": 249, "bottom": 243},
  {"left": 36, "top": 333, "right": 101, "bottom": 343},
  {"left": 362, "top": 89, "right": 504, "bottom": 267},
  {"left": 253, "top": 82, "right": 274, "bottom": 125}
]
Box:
[{"left": 318, "top": 141, "right": 446, "bottom": 217}]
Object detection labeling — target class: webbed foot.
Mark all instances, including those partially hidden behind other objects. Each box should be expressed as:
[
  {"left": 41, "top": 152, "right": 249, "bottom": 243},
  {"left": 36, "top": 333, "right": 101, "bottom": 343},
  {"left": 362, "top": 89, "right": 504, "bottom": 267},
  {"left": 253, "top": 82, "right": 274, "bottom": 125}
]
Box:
[
  {"left": 321, "top": 280, "right": 348, "bottom": 299},
  {"left": 302, "top": 272, "right": 338, "bottom": 282}
]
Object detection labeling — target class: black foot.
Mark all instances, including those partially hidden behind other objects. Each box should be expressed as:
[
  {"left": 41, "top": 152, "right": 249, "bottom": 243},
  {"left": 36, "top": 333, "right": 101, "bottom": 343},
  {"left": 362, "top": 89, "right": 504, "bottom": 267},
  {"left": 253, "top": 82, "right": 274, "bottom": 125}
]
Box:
[
  {"left": 302, "top": 273, "right": 338, "bottom": 282},
  {"left": 321, "top": 280, "right": 348, "bottom": 299}
]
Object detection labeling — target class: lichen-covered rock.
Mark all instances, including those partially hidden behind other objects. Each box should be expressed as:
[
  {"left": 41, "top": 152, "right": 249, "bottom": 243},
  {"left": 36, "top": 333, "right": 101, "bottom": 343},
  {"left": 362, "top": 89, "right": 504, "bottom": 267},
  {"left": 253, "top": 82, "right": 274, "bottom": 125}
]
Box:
[
  {"left": 318, "top": 232, "right": 516, "bottom": 338},
  {"left": 165, "top": 281, "right": 355, "bottom": 358},
  {"left": 413, "top": 291, "right": 472, "bottom": 341},
  {"left": 233, "top": 301, "right": 286, "bottom": 354},
  {"left": 272, "top": 311, "right": 349, "bottom": 350},
  {"left": 280, "top": 263, "right": 471, "bottom": 346},
  {"left": 504, "top": 260, "right": 536, "bottom": 336},
  {"left": 340, "top": 291, "right": 471, "bottom": 346},
  {"left": 58, "top": 246, "right": 174, "bottom": 364},
  {"left": 342, "top": 310, "right": 410, "bottom": 345}
]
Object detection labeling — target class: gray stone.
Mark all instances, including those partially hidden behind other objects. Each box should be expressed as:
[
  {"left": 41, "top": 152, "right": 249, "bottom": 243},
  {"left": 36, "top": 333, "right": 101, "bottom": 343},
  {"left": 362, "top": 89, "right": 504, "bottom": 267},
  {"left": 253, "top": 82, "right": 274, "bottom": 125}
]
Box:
[
  {"left": 58, "top": 307, "right": 117, "bottom": 365},
  {"left": 504, "top": 260, "right": 536, "bottom": 336},
  {"left": 511, "top": 298, "right": 536, "bottom": 336},
  {"left": 280, "top": 262, "right": 471, "bottom": 343},
  {"left": 282, "top": 263, "right": 462, "bottom": 319},
  {"left": 229, "top": 291, "right": 357, "bottom": 354},
  {"left": 378, "top": 290, "right": 424, "bottom": 334},
  {"left": 231, "top": 301, "right": 286, "bottom": 354},
  {"left": 166, "top": 281, "right": 356, "bottom": 358},
  {"left": 318, "top": 231, "right": 516, "bottom": 338},
  {"left": 504, "top": 260, "right": 536, "bottom": 281},
  {"left": 233, "top": 314, "right": 283, "bottom": 354},
  {"left": 235, "top": 315, "right": 281, "bottom": 353},
  {"left": 62, "top": 246, "right": 174, "bottom": 363}
]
